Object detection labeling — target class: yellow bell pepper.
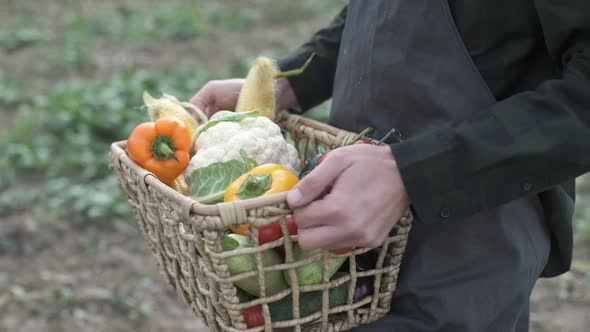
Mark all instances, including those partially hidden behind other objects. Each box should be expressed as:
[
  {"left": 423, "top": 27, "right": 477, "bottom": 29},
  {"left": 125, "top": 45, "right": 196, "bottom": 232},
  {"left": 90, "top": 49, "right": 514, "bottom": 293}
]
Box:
[{"left": 224, "top": 164, "right": 299, "bottom": 235}]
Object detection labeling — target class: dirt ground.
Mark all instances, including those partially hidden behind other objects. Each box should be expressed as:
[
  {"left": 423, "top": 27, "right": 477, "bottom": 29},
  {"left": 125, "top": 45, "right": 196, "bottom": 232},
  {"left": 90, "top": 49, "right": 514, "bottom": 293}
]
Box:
[
  {"left": 0, "top": 214, "right": 204, "bottom": 332},
  {"left": 1, "top": 214, "right": 589, "bottom": 332}
]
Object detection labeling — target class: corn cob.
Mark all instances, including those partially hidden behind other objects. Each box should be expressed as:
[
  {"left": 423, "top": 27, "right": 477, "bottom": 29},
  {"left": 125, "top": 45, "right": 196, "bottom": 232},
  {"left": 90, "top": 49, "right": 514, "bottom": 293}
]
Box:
[
  {"left": 172, "top": 175, "right": 189, "bottom": 196},
  {"left": 235, "top": 54, "right": 315, "bottom": 120},
  {"left": 143, "top": 91, "right": 208, "bottom": 139},
  {"left": 235, "top": 56, "right": 279, "bottom": 120}
]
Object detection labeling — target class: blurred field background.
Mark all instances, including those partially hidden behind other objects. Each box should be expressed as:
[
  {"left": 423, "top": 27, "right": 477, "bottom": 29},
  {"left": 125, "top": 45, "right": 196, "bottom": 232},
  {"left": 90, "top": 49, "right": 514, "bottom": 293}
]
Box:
[{"left": 0, "top": 1, "right": 589, "bottom": 331}]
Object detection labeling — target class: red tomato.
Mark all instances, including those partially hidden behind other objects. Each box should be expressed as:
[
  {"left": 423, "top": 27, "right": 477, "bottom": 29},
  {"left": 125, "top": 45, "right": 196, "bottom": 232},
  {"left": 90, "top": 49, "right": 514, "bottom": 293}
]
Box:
[
  {"left": 317, "top": 153, "right": 329, "bottom": 165},
  {"left": 242, "top": 305, "right": 264, "bottom": 328},
  {"left": 258, "top": 221, "right": 282, "bottom": 244},
  {"left": 353, "top": 138, "right": 374, "bottom": 145},
  {"left": 284, "top": 214, "right": 299, "bottom": 236},
  {"left": 331, "top": 247, "right": 353, "bottom": 255},
  {"left": 258, "top": 214, "right": 298, "bottom": 244},
  {"left": 258, "top": 214, "right": 298, "bottom": 258}
]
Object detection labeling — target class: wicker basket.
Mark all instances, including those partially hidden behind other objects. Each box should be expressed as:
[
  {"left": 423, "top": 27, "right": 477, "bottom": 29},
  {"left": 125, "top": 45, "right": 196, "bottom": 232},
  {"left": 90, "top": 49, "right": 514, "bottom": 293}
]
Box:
[{"left": 109, "top": 111, "right": 412, "bottom": 332}]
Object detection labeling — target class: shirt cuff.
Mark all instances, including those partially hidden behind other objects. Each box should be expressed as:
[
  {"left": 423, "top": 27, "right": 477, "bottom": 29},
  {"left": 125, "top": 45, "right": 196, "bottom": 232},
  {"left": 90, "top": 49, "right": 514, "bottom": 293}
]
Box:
[
  {"left": 389, "top": 125, "right": 467, "bottom": 224},
  {"left": 277, "top": 50, "right": 330, "bottom": 112}
]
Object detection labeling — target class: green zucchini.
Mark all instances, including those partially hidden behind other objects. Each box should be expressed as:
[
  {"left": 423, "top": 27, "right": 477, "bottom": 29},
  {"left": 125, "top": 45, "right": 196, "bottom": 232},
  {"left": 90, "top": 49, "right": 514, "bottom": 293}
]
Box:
[
  {"left": 222, "top": 233, "right": 288, "bottom": 297},
  {"left": 235, "top": 287, "right": 256, "bottom": 303},
  {"left": 285, "top": 244, "right": 348, "bottom": 286},
  {"left": 269, "top": 272, "right": 350, "bottom": 331}
]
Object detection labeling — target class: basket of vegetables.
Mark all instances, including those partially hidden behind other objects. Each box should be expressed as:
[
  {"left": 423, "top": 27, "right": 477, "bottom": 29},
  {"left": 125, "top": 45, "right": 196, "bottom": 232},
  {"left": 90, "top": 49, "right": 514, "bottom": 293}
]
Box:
[{"left": 109, "top": 56, "right": 413, "bottom": 332}]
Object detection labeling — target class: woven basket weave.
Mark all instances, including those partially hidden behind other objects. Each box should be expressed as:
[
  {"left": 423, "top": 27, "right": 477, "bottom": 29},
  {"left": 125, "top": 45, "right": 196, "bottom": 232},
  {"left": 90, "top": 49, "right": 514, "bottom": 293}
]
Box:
[{"left": 109, "top": 111, "right": 412, "bottom": 332}]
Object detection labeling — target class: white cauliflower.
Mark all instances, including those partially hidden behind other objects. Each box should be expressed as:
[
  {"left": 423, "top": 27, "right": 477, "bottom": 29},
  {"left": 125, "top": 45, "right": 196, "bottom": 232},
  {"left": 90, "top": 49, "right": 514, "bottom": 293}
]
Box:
[{"left": 186, "top": 115, "right": 301, "bottom": 176}]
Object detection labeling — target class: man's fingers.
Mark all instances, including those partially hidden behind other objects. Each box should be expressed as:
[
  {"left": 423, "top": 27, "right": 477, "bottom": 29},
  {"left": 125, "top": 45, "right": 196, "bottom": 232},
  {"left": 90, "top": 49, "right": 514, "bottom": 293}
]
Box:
[
  {"left": 297, "top": 225, "right": 348, "bottom": 251},
  {"left": 292, "top": 197, "right": 335, "bottom": 229},
  {"left": 190, "top": 84, "right": 216, "bottom": 117},
  {"left": 292, "top": 190, "right": 360, "bottom": 249},
  {"left": 287, "top": 152, "right": 351, "bottom": 207},
  {"left": 190, "top": 79, "right": 245, "bottom": 118}
]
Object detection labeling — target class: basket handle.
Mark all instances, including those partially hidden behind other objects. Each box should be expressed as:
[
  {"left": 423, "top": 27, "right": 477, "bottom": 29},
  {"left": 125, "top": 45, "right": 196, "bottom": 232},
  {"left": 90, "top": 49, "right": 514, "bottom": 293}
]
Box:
[{"left": 218, "top": 201, "right": 248, "bottom": 227}]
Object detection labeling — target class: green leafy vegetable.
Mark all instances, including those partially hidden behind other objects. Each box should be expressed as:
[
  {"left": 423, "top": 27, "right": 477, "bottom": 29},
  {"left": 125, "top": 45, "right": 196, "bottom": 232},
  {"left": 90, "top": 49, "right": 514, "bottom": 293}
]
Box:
[
  {"left": 188, "top": 152, "right": 258, "bottom": 204},
  {"left": 188, "top": 160, "right": 247, "bottom": 204},
  {"left": 198, "top": 109, "right": 260, "bottom": 134},
  {"left": 240, "top": 149, "right": 258, "bottom": 170}
]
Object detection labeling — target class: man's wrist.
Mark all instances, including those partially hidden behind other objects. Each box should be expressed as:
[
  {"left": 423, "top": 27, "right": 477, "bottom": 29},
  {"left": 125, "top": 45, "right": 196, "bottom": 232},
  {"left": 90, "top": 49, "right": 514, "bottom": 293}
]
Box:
[
  {"left": 379, "top": 145, "right": 411, "bottom": 206},
  {"left": 276, "top": 77, "right": 300, "bottom": 111}
]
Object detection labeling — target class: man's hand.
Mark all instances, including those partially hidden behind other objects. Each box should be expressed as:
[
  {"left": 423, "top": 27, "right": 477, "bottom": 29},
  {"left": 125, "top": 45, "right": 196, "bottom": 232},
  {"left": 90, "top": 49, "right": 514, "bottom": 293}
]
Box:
[
  {"left": 288, "top": 144, "right": 410, "bottom": 250},
  {"left": 190, "top": 77, "right": 299, "bottom": 117},
  {"left": 190, "top": 79, "right": 244, "bottom": 117}
]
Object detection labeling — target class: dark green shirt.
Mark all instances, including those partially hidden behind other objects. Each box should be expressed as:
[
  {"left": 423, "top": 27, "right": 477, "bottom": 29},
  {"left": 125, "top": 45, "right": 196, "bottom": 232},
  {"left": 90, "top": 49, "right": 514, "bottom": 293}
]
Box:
[{"left": 278, "top": 1, "right": 590, "bottom": 276}]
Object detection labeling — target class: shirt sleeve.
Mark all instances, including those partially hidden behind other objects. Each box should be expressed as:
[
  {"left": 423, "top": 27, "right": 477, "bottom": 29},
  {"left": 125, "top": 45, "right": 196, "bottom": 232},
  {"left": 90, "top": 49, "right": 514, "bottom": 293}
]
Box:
[
  {"left": 391, "top": 1, "right": 590, "bottom": 224},
  {"left": 277, "top": 6, "right": 347, "bottom": 112}
]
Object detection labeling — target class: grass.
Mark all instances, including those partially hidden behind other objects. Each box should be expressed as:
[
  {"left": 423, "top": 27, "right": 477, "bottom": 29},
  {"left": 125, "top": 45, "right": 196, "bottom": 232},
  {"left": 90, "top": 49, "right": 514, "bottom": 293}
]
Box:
[{"left": 0, "top": 66, "right": 210, "bottom": 224}]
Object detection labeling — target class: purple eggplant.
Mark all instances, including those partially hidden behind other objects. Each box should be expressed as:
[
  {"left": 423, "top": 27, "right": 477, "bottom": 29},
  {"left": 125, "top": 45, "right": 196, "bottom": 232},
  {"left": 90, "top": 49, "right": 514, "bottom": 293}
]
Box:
[
  {"left": 353, "top": 276, "right": 375, "bottom": 303},
  {"left": 299, "top": 153, "right": 324, "bottom": 178}
]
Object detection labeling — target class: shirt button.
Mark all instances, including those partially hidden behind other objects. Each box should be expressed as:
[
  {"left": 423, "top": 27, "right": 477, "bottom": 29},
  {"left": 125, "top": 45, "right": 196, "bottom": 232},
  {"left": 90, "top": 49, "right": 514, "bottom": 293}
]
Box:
[
  {"left": 440, "top": 207, "right": 451, "bottom": 219},
  {"left": 521, "top": 178, "right": 533, "bottom": 192}
]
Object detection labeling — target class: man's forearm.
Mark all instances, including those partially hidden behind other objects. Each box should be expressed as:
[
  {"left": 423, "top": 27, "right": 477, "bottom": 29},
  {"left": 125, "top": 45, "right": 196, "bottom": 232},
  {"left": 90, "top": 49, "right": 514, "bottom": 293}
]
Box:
[{"left": 277, "top": 7, "right": 347, "bottom": 112}]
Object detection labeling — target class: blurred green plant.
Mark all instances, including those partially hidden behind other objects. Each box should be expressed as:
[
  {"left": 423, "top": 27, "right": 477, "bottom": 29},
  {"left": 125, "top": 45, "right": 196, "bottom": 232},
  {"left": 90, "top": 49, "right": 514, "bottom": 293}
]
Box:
[
  {"left": 82, "top": 3, "right": 210, "bottom": 44},
  {"left": 0, "top": 65, "right": 214, "bottom": 224},
  {"left": 0, "top": 26, "right": 52, "bottom": 52},
  {"left": 0, "top": 62, "right": 330, "bottom": 226},
  {"left": 0, "top": 0, "right": 344, "bottom": 229},
  {"left": 255, "top": 0, "right": 344, "bottom": 25},
  {"left": 574, "top": 178, "right": 590, "bottom": 245},
  {"left": 0, "top": 72, "right": 23, "bottom": 105}
]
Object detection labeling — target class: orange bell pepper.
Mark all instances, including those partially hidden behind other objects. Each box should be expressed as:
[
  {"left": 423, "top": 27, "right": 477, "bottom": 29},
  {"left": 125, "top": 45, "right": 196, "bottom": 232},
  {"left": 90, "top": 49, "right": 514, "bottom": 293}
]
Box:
[{"left": 127, "top": 116, "right": 191, "bottom": 186}]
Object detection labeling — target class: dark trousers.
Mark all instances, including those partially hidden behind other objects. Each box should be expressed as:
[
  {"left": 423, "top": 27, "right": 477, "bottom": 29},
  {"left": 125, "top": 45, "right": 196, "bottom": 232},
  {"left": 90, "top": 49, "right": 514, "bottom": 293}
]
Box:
[{"left": 354, "top": 195, "right": 551, "bottom": 332}]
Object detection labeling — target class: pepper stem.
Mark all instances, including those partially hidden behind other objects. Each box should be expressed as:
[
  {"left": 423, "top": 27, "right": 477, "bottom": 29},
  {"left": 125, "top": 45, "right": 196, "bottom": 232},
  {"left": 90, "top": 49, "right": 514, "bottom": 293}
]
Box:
[
  {"left": 151, "top": 135, "right": 179, "bottom": 161},
  {"left": 158, "top": 143, "right": 178, "bottom": 161},
  {"left": 350, "top": 127, "right": 374, "bottom": 144},
  {"left": 238, "top": 174, "right": 272, "bottom": 200},
  {"left": 375, "top": 128, "right": 403, "bottom": 145}
]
